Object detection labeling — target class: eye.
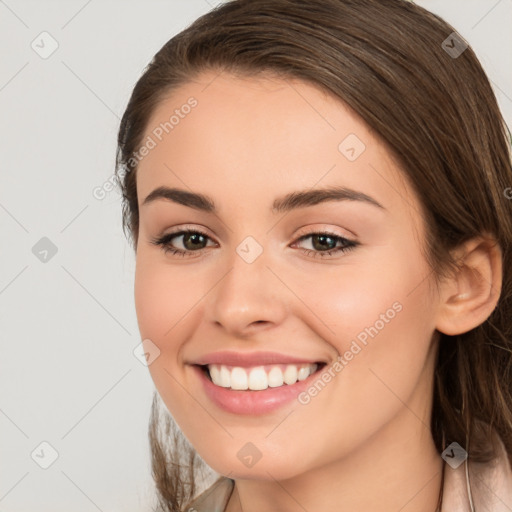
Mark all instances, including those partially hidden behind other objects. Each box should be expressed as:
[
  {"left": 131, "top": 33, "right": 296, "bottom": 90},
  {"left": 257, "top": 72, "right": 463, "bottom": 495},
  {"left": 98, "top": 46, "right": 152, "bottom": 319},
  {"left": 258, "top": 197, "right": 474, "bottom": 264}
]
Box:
[
  {"left": 291, "top": 231, "right": 358, "bottom": 258},
  {"left": 150, "top": 227, "right": 358, "bottom": 259},
  {"left": 150, "top": 226, "right": 216, "bottom": 257}
]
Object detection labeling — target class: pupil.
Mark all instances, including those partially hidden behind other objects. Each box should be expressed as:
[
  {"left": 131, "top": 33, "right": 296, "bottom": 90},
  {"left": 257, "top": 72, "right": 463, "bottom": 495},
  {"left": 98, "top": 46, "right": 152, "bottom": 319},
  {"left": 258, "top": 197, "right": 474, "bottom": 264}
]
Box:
[
  {"left": 313, "top": 235, "right": 335, "bottom": 251},
  {"left": 184, "top": 233, "right": 206, "bottom": 250}
]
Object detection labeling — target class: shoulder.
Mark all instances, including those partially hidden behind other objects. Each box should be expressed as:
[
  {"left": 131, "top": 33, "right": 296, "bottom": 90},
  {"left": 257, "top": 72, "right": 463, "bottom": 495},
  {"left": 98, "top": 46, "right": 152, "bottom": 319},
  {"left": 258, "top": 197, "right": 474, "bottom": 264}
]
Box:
[{"left": 185, "top": 477, "right": 234, "bottom": 512}]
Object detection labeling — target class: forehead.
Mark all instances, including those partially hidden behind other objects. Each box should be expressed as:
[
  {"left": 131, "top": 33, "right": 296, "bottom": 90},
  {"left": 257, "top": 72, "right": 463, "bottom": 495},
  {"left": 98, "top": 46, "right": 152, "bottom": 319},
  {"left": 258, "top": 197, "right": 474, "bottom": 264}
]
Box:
[{"left": 136, "top": 70, "right": 420, "bottom": 223}]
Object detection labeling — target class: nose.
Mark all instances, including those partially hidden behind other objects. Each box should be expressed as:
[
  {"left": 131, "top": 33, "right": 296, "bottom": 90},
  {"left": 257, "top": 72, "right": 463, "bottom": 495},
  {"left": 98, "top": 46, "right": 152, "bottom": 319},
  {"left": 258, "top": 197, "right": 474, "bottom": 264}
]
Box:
[{"left": 207, "top": 243, "right": 289, "bottom": 337}]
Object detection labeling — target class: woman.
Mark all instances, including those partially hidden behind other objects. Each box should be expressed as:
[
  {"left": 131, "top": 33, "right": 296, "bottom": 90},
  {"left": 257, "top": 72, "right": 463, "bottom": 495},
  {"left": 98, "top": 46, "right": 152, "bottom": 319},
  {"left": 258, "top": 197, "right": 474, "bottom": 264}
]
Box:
[{"left": 115, "top": 0, "right": 512, "bottom": 510}]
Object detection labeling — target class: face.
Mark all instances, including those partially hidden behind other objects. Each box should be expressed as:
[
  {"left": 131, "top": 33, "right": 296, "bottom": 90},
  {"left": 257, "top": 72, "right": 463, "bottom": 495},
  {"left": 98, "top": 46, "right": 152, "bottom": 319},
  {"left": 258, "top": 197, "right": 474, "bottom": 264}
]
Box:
[{"left": 134, "top": 71, "right": 441, "bottom": 480}]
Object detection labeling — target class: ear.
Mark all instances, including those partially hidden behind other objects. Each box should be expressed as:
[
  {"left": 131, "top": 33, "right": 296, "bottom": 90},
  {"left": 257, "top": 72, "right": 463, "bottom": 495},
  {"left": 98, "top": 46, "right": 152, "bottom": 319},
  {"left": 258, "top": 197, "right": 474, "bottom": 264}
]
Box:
[{"left": 435, "top": 235, "right": 502, "bottom": 336}]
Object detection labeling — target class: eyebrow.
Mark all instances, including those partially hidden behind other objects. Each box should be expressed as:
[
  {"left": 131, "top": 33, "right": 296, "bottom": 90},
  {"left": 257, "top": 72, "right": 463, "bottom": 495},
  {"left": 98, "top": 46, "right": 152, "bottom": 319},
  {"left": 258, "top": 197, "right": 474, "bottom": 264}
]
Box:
[{"left": 142, "top": 185, "right": 385, "bottom": 213}]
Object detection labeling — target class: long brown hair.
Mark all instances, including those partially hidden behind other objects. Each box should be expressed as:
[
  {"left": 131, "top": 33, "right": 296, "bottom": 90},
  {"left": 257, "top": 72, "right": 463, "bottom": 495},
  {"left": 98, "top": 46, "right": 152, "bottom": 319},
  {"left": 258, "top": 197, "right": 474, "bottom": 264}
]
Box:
[{"left": 115, "top": 1, "right": 512, "bottom": 510}]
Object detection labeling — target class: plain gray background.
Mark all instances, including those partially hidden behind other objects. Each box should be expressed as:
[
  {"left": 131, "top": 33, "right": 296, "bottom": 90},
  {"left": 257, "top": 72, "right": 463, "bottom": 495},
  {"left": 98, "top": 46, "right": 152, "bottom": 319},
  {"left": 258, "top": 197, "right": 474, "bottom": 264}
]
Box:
[{"left": 1, "top": 1, "right": 511, "bottom": 510}]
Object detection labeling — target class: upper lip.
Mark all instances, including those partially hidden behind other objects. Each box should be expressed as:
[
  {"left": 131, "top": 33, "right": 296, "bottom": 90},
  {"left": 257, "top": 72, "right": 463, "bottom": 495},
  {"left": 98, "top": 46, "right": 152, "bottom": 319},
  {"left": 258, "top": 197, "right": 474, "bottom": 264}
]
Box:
[{"left": 191, "top": 351, "right": 325, "bottom": 367}]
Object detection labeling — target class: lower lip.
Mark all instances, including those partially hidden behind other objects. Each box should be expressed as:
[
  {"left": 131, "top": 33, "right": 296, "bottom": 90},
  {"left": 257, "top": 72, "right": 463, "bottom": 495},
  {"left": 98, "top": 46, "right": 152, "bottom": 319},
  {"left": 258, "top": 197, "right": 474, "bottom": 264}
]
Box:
[{"left": 192, "top": 365, "right": 322, "bottom": 415}]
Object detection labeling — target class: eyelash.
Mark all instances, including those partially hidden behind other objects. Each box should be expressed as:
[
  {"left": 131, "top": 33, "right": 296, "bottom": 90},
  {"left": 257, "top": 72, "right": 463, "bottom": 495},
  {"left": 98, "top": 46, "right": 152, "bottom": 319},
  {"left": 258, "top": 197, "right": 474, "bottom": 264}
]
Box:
[{"left": 150, "top": 226, "right": 358, "bottom": 259}]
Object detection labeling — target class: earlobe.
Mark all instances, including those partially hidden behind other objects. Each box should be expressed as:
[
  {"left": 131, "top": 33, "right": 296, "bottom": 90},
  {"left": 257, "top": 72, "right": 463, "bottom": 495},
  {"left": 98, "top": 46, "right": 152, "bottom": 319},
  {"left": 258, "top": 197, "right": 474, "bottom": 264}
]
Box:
[{"left": 435, "top": 236, "right": 502, "bottom": 336}]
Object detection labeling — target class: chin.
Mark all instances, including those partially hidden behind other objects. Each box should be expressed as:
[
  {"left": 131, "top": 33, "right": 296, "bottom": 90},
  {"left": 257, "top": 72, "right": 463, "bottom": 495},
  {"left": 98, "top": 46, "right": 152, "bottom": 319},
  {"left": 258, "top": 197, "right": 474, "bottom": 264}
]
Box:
[{"left": 200, "top": 449, "right": 310, "bottom": 482}]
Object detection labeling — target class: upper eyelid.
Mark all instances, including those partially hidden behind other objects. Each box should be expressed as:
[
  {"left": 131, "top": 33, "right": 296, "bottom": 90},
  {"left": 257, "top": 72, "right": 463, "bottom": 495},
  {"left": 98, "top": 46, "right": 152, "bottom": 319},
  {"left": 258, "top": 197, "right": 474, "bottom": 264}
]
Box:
[
  {"left": 294, "top": 226, "right": 353, "bottom": 240},
  {"left": 165, "top": 226, "right": 217, "bottom": 242}
]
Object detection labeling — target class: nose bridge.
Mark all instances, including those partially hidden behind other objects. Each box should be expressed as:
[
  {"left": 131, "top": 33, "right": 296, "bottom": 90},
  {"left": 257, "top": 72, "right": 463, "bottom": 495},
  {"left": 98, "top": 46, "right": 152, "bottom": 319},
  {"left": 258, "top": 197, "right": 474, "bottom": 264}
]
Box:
[{"left": 208, "top": 235, "right": 287, "bottom": 333}]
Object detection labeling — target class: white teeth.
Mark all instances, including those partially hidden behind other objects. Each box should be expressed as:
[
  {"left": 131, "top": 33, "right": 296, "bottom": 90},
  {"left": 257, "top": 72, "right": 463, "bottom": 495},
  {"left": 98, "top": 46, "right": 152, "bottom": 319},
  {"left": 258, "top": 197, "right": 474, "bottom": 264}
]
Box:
[
  {"left": 268, "top": 366, "right": 284, "bottom": 388},
  {"left": 231, "top": 367, "right": 248, "bottom": 390},
  {"left": 248, "top": 366, "right": 268, "bottom": 390},
  {"left": 283, "top": 365, "right": 298, "bottom": 385},
  {"left": 219, "top": 366, "right": 231, "bottom": 387},
  {"left": 297, "top": 366, "right": 310, "bottom": 381},
  {"left": 209, "top": 364, "right": 221, "bottom": 384},
  {"left": 207, "top": 363, "right": 318, "bottom": 390}
]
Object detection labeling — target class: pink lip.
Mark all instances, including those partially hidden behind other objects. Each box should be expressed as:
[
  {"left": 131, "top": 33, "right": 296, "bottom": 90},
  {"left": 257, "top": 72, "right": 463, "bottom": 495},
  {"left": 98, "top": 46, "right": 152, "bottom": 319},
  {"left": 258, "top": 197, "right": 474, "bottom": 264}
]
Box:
[
  {"left": 191, "top": 363, "right": 324, "bottom": 415},
  {"left": 192, "top": 350, "right": 322, "bottom": 367}
]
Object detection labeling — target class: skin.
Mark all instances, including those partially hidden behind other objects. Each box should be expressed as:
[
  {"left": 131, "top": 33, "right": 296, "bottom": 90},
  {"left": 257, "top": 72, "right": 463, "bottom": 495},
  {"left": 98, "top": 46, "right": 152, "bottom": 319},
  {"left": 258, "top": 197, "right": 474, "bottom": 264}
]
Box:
[{"left": 133, "top": 71, "right": 502, "bottom": 512}]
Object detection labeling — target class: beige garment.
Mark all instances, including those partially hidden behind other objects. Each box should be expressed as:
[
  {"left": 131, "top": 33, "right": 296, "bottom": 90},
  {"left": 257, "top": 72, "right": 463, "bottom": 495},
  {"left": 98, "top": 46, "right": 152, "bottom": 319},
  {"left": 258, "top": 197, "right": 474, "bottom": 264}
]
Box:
[
  {"left": 442, "top": 433, "right": 512, "bottom": 511},
  {"left": 186, "top": 436, "right": 512, "bottom": 511}
]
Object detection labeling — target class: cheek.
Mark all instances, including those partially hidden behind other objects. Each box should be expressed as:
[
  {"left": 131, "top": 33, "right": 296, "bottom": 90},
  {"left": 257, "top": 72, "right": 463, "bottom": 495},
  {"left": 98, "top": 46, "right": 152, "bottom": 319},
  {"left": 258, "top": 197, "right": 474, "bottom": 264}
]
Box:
[
  {"left": 292, "top": 249, "right": 436, "bottom": 416},
  {"left": 133, "top": 250, "right": 218, "bottom": 398},
  {"left": 298, "top": 253, "right": 435, "bottom": 420},
  {"left": 296, "top": 248, "right": 431, "bottom": 352},
  {"left": 134, "top": 256, "right": 193, "bottom": 389},
  {"left": 134, "top": 251, "right": 201, "bottom": 342},
  {"left": 134, "top": 257, "right": 203, "bottom": 430}
]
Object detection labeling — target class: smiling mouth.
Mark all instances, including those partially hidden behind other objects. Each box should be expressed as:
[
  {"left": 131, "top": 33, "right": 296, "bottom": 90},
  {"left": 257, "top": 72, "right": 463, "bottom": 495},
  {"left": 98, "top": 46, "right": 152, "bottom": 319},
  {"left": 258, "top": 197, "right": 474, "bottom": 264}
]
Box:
[{"left": 198, "top": 362, "right": 326, "bottom": 391}]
